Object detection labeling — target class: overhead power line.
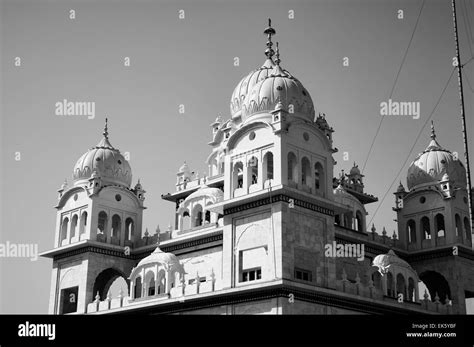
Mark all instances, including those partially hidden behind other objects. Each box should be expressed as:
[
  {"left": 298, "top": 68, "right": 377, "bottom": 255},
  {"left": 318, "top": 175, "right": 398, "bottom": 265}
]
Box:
[
  {"left": 367, "top": 68, "right": 456, "bottom": 227},
  {"left": 362, "top": 0, "right": 426, "bottom": 173}
]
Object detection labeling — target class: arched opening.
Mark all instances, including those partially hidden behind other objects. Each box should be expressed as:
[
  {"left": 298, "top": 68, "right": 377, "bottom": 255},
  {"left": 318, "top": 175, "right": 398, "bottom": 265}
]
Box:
[
  {"left": 205, "top": 210, "right": 211, "bottom": 224},
  {"left": 182, "top": 210, "right": 191, "bottom": 230},
  {"left": 419, "top": 271, "right": 451, "bottom": 303},
  {"left": 134, "top": 277, "right": 142, "bottom": 299},
  {"left": 263, "top": 152, "right": 274, "bottom": 182},
  {"left": 248, "top": 156, "right": 258, "bottom": 186},
  {"left": 79, "top": 211, "right": 87, "bottom": 235},
  {"left": 301, "top": 157, "right": 311, "bottom": 187},
  {"left": 314, "top": 162, "right": 325, "bottom": 197},
  {"left": 233, "top": 162, "right": 244, "bottom": 193},
  {"left": 435, "top": 214, "right": 445, "bottom": 238},
  {"left": 396, "top": 273, "right": 406, "bottom": 300},
  {"left": 455, "top": 214, "right": 462, "bottom": 238},
  {"left": 97, "top": 211, "right": 108, "bottom": 235},
  {"left": 92, "top": 268, "right": 129, "bottom": 301},
  {"left": 287, "top": 152, "right": 298, "bottom": 183},
  {"left": 355, "top": 211, "right": 364, "bottom": 232},
  {"left": 60, "top": 217, "right": 69, "bottom": 243},
  {"left": 70, "top": 215, "right": 78, "bottom": 241},
  {"left": 157, "top": 269, "right": 166, "bottom": 294},
  {"left": 407, "top": 219, "right": 416, "bottom": 244},
  {"left": 408, "top": 277, "right": 416, "bottom": 302},
  {"left": 125, "top": 218, "right": 134, "bottom": 242},
  {"left": 145, "top": 271, "right": 155, "bottom": 297},
  {"left": 464, "top": 217, "right": 471, "bottom": 241},
  {"left": 386, "top": 272, "right": 394, "bottom": 297},
  {"left": 192, "top": 204, "right": 203, "bottom": 227},
  {"left": 344, "top": 213, "right": 353, "bottom": 229},
  {"left": 111, "top": 214, "right": 121, "bottom": 243},
  {"left": 420, "top": 216, "right": 431, "bottom": 240}
]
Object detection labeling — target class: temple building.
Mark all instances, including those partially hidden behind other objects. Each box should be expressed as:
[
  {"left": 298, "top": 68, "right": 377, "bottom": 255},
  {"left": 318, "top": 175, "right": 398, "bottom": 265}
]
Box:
[{"left": 41, "top": 20, "right": 474, "bottom": 315}]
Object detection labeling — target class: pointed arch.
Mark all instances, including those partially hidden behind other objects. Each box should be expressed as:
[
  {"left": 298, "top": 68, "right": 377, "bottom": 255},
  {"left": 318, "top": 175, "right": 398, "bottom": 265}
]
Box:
[
  {"left": 420, "top": 216, "right": 431, "bottom": 240},
  {"left": 314, "top": 162, "right": 325, "bottom": 197},
  {"left": 435, "top": 214, "right": 445, "bottom": 238},
  {"left": 79, "top": 211, "right": 88, "bottom": 236},
  {"left": 263, "top": 151, "right": 274, "bottom": 182},
  {"left": 70, "top": 214, "right": 78, "bottom": 241},
  {"left": 287, "top": 152, "right": 298, "bottom": 183},
  {"left": 61, "top": 217, "right": 69, "bottom": 244},
  {"left": 407, "top": 219, "right": 416, "bottom": 244}
]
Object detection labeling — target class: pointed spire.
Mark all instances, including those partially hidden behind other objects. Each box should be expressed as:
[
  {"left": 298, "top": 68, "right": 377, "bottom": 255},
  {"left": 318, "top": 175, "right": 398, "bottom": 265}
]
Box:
[
  {"left": 103, "top": 117, "right": 109, "bottom": 139},
  {"left": 275, "top": 42, "right": 281, "bottom": 65},
  {"left": 263, "top": 18, "right": 276, "bottom": 59},
  {"left": 430, "top": 120, "right": 436, "bottom": 140},
  {"left": 425, "top": 120, "right": 443, "bottom": 151},
  {"left": 96, "top": 117, "right": 115, "bottom": 149}
]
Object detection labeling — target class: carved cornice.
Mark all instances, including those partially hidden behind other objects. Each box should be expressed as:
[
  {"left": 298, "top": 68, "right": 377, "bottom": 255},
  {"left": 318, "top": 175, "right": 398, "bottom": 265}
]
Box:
[
  {"left": 52, "top": 233, "right": 223, "bottom": 262},
  {"left": 224, "top": 194, "right": 334, "bottom": 216}
]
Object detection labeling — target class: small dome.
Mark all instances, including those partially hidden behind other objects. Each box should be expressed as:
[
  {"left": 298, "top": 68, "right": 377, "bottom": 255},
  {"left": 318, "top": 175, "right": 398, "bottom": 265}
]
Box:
[
  {"left": 372, "top": 249, "right": 413, "bottom": 274},
  {"left": 396, "top": 181, "right": 406, "bottom": 193},
  {"left": 334, "top": 184, "right": 357, "bottom": 201},
  {"left": 184, "top": 186, "right": 224, "bottom": 204},
  {"left": 350, "top": 163, "right": 361, "bottom": 176},
  {"left": 407, "top": 124, "right": 466, "bottom": 190},
  {"left": 241, "top": 57, "right": 315, "bottom": 123},
  {"left": 136, "top": 246, "right": 183, "bottom": 273},
  {"left": 178, "top": 161, "right": 190, "bottom": 174},
  {"left": 72, "top": 120, "right": 132, "bottom": 188}
]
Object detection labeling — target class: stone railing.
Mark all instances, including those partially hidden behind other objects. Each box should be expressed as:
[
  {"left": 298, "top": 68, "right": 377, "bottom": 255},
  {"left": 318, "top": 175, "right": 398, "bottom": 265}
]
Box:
[
  {"left": 335, "top": 268, "right": 453, "bottom": 314},
  {"left": 86, "top": 275, "right": 220, "bottom": 314}
]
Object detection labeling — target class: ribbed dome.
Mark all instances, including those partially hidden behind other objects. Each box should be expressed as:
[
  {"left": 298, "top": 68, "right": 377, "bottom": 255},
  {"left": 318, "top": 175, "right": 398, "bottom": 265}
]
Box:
[
  {"left": 185, "top": 186, "right": 224, "bottom": 204},
  {"left": 230, "top": 58, "right": 276, "bottom": 119},
  {"left": 333, "top": 184, "right": 362, "bottom": 207},
  {"left": 136, "top": 246, "right": 183, "bottom": 273},
  {"left": 72, "top": 121, "right": 132, "bottom": 188},
  {"left": 241, "top": 62, "right": 315, "bottom": 123},
  {"left": 373, "top": 250, "right": 412, "bottom": 272},
  {"left": 407, "top": 124, "right": 466, "bottom": 190}
]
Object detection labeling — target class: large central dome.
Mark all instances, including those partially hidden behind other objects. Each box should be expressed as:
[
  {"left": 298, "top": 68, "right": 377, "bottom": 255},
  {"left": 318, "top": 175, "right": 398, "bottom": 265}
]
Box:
[
  {"left": 241, "top": 55, "right": 315, "bottom": 123},
  {"left": 230, "top": 58, "right": 276, "bottom": 119},
  {"left": 229, "top": 20, "right": 315, "bottom": 124}
]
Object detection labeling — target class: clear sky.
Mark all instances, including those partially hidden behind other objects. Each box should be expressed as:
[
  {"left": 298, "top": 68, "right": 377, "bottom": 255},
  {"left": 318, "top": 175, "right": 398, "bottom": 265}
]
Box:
[{"left": 1, "top": 0, "right": 473, "bottom": 313}]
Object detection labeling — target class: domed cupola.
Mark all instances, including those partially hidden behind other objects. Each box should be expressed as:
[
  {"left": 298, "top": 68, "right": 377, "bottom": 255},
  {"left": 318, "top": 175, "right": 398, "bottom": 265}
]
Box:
[
  {"left": 230, "top": 19, "right": 280, "bottom": 121},
  {"left": 241, "top": 42, "right": 315, "bottom": 124},
  {"left": 407, "top": 121, "right": 466, "bottom": 191},
  {"left": 72, "top": 119, "right": 132, "bottom": 189}
]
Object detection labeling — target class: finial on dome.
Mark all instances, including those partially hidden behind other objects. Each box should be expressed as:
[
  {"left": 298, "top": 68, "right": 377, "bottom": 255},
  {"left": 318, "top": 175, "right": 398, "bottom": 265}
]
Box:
[
  {"left": 263, "top": 18, "right": 276, "bottom": 59},
  {"left": 275, "top": 42, "right": 281, "bottom": 65},
  {"left": 103, "top": 118, "right": 109, "bottom": 139},
  {"left": 430, "top": 120, "right": 436, "bottom": 140}
]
